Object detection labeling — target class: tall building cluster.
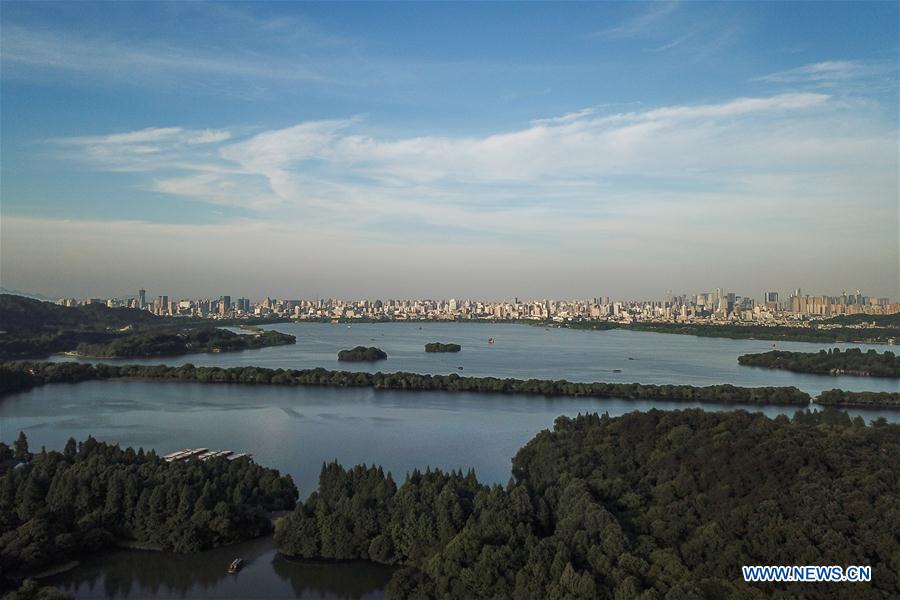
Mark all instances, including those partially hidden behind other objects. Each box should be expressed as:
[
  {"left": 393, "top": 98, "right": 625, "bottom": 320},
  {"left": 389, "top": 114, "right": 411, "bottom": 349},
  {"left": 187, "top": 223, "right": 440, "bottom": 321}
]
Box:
[{"left": 54, "top": 287, "right": 899, "bottom": 324}]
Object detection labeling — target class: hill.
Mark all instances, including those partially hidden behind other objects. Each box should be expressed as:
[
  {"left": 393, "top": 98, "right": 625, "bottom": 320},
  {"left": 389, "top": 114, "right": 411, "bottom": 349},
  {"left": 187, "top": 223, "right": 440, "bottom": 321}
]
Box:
[
  {"left": 0, "top": 295, "right": 293, "bottom": 360},
  {"left": 0, "top": 294, "right": 160, "bottom": 335}
]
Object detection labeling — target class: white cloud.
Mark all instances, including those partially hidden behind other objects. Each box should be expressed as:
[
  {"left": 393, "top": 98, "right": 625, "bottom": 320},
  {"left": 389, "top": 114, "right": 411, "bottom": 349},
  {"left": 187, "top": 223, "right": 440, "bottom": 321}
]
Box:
[
  {"left": 56, "top": 127, "right": 231, "bottom": 147},
  {"left": 186, "top": 130, "right": 233, "bottom": 145},
  {"left": 753, "top": 60, "right": 897, "bottom": 96},
  {"left": 41, "top": 92, "right": 898, "bottom": 294},
  {"left": 755, "top": 61, "right": 867, "bottom": 83},
  {"left": 49, "top": 126, "right": 235, "bottom": 175}
]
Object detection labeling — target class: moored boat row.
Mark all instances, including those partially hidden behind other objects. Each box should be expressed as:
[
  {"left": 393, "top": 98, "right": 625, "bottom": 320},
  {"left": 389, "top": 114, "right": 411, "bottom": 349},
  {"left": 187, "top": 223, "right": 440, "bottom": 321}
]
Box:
[{"left": 163, "top": 448, "right": 252, "bottom": 463}]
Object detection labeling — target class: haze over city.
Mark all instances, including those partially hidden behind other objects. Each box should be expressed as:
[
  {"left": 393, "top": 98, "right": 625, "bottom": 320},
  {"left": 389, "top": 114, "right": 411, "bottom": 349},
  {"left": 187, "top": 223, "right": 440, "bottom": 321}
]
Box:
[{"left": 2, "top": 2, "right": 898, "bottom": 299}]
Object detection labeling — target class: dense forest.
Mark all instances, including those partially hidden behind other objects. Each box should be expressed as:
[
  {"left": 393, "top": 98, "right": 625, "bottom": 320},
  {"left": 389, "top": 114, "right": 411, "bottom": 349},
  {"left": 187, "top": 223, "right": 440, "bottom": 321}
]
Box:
[
  {"left": 275, "top": 408, "right": 899, "bottom": 598},
  {"left": 817, "top": 389, "right": 900, "bottom": 408},
  {"left": 0, "top": 361, "right": 816, "bottom": 406},
  {"left": 0, "top": 295, "right": 289, "bottom": 360},
  {"left": 823, "top": 313, "right": 900, "bottom": 327},
  {"left": 337, "top": 347, "right": 388, "bottom": 361},
  {"left": 738, "top": 348, "right": 900, "bottom": 377},
  {"left": 425, "top": 342, "right": 462, "bottom": 353},
  {"left": 0, "top": 295, "right": 160, "bottom": 360},
  {"left": 0, "top": 434, "right": 297, "bottom": 592},
  {"left": 74, "top": 328, "right": 295, "bottom": 358},
  {"left": 553, "top": 319, "right": 900, "bottom": 344}
]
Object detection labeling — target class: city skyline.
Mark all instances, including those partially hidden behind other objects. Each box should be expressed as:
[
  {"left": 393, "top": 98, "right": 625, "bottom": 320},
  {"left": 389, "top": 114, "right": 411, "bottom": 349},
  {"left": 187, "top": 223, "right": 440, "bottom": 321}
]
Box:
[
  {"left": 2, "top": 2, "right": 898, "bottom": 299},
  {"left": 8, "top": 283, "right": 895, "bottom": 306},
  {"left": 44, "top": 285, "right": 896, "bottom": 314}
]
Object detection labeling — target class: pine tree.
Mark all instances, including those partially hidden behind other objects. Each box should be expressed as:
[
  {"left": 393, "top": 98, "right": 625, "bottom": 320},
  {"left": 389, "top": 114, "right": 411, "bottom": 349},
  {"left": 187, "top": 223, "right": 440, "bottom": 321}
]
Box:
[{"left": 14, "top": 431, "right": 29, "bottom": 461}]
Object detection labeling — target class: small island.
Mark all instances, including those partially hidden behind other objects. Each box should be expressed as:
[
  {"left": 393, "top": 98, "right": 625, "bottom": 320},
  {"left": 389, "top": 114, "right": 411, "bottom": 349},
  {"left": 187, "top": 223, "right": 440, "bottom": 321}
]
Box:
[
  {"left": 425, "top": 342, "right": 461, "bottom": 353},
  {"left": 337, "top": 346, "right": 388, "bottom": 361},
  {"left": 75, "top": 328, "right": 296, "bottom": 358},
  {"left": 737, "top": 348, "right": 900, "bottom": 377}
]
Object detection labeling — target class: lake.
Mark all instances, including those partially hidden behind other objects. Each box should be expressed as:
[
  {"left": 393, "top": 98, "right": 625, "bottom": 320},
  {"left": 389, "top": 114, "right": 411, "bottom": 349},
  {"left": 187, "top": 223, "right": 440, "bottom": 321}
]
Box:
[
  {"left": 7, "top": 322, "right": 897, "bottom": 598},
  {"left": 49, "top": 322, "right": 899, "bottom": 395}
]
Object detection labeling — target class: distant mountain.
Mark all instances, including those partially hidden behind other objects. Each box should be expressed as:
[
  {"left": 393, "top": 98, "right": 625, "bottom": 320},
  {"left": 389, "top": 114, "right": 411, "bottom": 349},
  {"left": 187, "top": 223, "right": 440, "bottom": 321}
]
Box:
[{"left": 0, "top": 287, "right": 53, "bottom": 301}]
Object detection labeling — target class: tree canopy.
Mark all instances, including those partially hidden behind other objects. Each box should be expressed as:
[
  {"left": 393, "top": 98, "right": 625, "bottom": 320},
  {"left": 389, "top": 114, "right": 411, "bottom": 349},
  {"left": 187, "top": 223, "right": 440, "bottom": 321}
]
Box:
[
  {"left": 738, "top": 348, "right": 900, "bottom": 377},
  {"left": 337, "top": 347, "right": 388, "bottom": 361},
  {"left": 0, "top": 361, "right": 821, "bottom": 407},
  {"left": 276, "top": 408, "right": 899, "bottom": 599},
  {"left": 0, "top": 434, "right": 297, "bottom": 591},
  {"left": 75, "top": 328, "right": 295, "bottom": 358},
  {"left": 425, "top": 343, "right": 462, "bottom": 353}
]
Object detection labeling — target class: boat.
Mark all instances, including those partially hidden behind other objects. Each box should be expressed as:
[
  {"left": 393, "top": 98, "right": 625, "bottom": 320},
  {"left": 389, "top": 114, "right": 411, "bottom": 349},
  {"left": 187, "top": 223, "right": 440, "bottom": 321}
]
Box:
[
  {"left": 487, "top": 337, "right": 494, "bottom": 344},
  {"left": 612, "top": 369, "right": 622, "bottom": 373},
  {"left": 228, "top": 558, "right": 244, "bottom": 573}
]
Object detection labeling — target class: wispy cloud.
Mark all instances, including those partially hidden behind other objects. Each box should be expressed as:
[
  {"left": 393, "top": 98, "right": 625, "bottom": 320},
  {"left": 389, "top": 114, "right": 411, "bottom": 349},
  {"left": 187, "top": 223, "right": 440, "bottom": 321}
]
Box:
[
  {"left": 753, "top": 59, "right": 899, "bottom": 98},
  {"left": 46, "top": 91, "right": 896, "bottom": 251},
  {"left": 0, "top": 23, "right": 337, "bottom": 89},
  {"left": 593, "top": 2, "right": 680, "bottom": 38},
  {"left": 644, "top": 31, "right": 695, "bottom": 53},
  {"left": 56, "top": 127, "right": 231, "bottom": 146},
  {"left": 589, "top": 2, "right": 739, "bottom": 64},
  {"left": 756, "top": 60, "right": 870, "bottom": 84}
]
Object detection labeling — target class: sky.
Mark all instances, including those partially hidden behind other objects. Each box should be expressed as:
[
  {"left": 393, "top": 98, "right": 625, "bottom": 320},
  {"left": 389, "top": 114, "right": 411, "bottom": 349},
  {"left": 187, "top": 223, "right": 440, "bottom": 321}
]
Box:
[{"left": 1, "top": 1, "right": 898, "bottom": 301}]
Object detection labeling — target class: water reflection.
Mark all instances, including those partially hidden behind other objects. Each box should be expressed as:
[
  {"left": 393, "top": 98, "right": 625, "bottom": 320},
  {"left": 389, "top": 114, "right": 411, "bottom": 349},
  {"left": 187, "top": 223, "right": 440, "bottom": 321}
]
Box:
[
  {"left": 48, "top": 537, "right": 391, "bottom": 599},
  {"left": 272, "top": 556, "right": 392, "bottom": 599}
]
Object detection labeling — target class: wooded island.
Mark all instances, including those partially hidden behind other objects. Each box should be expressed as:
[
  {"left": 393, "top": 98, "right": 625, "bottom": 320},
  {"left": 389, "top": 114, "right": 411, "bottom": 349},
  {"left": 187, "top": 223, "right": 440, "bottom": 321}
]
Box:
[
  {"left": 337, "top": 346, "right": 388, "bottom": 361},
  {"left": 425, "top": 342, "right": 461, "bottom": 353},
  {"left": 738, "top": 348, "right": 900, "bottom": 377}
]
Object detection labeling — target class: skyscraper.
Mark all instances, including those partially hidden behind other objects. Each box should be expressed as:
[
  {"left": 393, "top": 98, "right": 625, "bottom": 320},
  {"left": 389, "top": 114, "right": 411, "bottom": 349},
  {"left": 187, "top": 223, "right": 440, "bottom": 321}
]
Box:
[{"left": 138, "top": 288, "right": 146, "bottom": 309}]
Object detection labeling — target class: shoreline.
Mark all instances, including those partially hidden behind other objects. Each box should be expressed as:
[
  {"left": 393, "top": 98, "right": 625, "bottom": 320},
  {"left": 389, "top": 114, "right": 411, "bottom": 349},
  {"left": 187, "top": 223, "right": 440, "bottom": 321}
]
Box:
[{"left": 28, "top": 560, "right": 80, "bottom": 580}]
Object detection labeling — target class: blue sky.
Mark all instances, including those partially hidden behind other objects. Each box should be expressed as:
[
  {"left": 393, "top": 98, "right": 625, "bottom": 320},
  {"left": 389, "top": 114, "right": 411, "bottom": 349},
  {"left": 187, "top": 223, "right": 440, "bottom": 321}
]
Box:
[{"left": 1, "top": 1, "right": 898, "bottom": 299}]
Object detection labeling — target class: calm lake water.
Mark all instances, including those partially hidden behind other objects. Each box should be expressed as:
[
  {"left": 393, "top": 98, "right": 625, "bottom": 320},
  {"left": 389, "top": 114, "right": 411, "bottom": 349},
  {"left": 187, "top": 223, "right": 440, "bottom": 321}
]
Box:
[
  {"left": 49, "top": 322, "right": 899, "bottom": 395},
  {"left": 7, "top": 322, "right": 897, "bottom": 598},
  {"left": 45, "top": 536, "right": 393, "bottom": 599}
]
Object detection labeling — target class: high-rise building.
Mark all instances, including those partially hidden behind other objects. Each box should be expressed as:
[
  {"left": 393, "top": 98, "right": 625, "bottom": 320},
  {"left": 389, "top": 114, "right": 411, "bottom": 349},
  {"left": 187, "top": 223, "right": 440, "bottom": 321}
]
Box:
[
  {"left": 138, "top": 288, "right": 146, "bottom": 309},
  {"left": 157, "top": 295, "right": 168, "bottom": 315}
]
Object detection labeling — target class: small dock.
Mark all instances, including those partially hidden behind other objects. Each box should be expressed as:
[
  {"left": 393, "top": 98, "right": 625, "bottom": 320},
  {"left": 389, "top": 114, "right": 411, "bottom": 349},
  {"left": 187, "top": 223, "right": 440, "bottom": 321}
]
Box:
[{"left": 163, "top": 448, "right": 253, "bottom": 463}]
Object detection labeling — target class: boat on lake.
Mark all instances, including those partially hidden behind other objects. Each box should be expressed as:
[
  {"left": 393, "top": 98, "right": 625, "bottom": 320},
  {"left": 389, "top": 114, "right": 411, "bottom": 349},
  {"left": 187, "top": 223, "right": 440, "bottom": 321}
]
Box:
[{"left": 228, "top": 558, "right": 244, "bottom": 573}]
